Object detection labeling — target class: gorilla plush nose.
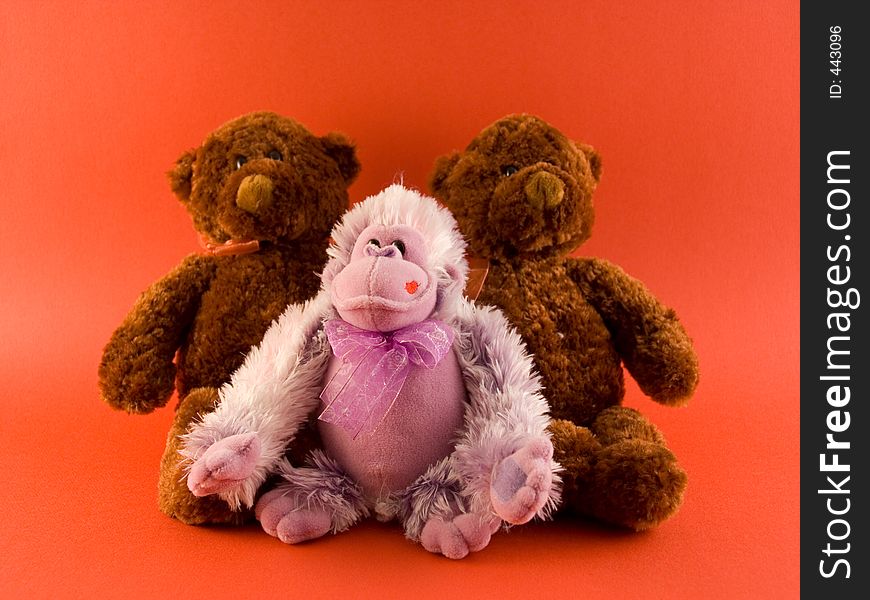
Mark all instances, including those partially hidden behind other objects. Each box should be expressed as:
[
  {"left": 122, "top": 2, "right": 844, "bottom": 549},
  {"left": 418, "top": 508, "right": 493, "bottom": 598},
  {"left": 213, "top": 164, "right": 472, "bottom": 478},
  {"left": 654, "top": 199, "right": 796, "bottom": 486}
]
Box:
[
  {"left": 364, "top": 243, "right": 401, "bottom": 258},
  {"left": 236, "top": 174, "right": 275, "bottom": 214},
  {"left": 525, "top": 171, "right": 565, "bottom": 209}
]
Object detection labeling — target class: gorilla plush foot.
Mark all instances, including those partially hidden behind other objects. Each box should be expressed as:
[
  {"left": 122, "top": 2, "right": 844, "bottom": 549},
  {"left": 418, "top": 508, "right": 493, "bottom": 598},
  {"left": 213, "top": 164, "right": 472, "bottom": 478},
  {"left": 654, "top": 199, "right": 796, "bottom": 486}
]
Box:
[
  {"left": 420, "top": 513, "right": 501, "bottom": 559},
  {"left": 255, "top": 488, "right": 333, "bottom": 544}
]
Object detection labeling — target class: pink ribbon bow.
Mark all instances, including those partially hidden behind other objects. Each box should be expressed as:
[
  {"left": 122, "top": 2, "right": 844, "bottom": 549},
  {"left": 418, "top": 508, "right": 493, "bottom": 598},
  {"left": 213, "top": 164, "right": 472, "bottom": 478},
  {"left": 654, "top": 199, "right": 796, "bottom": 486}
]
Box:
[{"left": 319, "top": 318, "right": 455, "bottom": 437}]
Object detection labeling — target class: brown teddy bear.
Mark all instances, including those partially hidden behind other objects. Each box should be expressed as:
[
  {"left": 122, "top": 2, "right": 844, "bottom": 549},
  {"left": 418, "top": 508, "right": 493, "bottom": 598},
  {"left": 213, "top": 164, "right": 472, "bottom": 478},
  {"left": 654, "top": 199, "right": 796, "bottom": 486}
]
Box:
[
  {"left": 98, "top": 111, "right": 359, "bottom": 525},
  {"left": 429, "top": 114, "right": 699, "bottom": 530}
]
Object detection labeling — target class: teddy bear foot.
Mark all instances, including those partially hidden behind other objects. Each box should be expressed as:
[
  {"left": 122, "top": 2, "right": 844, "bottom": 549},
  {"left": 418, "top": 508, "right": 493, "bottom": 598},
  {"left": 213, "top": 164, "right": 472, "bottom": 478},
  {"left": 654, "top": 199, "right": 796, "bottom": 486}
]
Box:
[
  {"left": 490, "top": 438, "right": 554, "bottom": 524},
  {"left": 582, "top": 439, "right": 687, "bottom": 531},
  {"left": 255, "top": 488, "right": 333, "bottom": 544},
  {"left": 420, "top": 513, "right": 500, "bottom": 559},
  {"left": 158, "top": 483, "right": 249, "bottom": 526}
]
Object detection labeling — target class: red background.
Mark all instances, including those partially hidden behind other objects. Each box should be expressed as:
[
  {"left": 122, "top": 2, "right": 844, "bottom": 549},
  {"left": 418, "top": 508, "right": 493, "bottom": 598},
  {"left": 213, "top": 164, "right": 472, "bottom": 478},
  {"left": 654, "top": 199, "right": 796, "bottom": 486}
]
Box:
[{"left": 0, "top": 1, "right": 799, "bottom": 598}]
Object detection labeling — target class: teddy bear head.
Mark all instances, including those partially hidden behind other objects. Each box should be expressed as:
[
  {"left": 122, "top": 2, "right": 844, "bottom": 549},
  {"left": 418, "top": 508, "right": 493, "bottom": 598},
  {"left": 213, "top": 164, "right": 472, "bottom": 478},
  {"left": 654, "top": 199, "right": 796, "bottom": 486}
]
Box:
[
  {"left": 168, "top": 111, "right": 360, "bottom": 246},
  {"left": 429, "top": 114, "right": 601, "bottom": 261}
]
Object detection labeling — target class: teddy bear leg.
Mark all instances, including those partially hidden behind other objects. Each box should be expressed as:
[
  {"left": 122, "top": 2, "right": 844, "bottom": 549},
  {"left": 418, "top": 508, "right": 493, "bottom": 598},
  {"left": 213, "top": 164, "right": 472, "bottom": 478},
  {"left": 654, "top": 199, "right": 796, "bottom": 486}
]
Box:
[
  {"left": 255, "top": 450, "right": 368, "bottom": 545},
  {"left": 157, "top": 387, "right": 250, "bottom": 525},
  {"left": 575, "top": 407, "right": 687, "bottom": 530},
  {"left": 548, "top": 418, "right": 602, "bottom": 515}
]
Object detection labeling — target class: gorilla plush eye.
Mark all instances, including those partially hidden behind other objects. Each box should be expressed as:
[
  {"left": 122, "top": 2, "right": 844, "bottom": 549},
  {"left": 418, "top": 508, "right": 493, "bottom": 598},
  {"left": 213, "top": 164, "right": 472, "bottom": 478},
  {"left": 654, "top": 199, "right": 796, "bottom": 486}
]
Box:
[
  {"left": 268, "top": 150, "right": 283, "bottom": 161},
  {"left": 235, "top": 156, "right": 248, "bottom": 170},
  {"left": 368, "top": 239, "right": 381, "bottom": 247},
  {"left": 501, "top": 165, "right": 519, "bottom": 177},
  {"left": 392, "top": 240, "right": 406, "bottom": 255}
]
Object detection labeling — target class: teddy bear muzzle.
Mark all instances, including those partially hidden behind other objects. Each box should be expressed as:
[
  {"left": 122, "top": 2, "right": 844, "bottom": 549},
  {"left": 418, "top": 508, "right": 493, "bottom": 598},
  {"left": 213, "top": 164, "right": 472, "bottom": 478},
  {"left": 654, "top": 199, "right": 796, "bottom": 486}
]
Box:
[
  {"left": 486, "top": 164, "right": 581, "bottom": 253},
  {"left": 236, "top": 174, "right": 275, "bottom": 214},
  {"left": 524, "top": 171, "right": 565, "bottom": 209}
]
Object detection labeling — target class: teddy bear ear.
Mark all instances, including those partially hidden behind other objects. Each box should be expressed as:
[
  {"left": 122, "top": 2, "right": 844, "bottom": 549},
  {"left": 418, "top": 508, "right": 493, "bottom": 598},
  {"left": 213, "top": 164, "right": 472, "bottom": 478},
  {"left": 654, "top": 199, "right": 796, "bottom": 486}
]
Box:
[
  {"left": 167, "top": 148, "right": 196, "bottom": 201},
  {"left": 576, "top": 142, "right": 602, "bottom": 183},
  {"left": 321, "top": 132, "right": 361, "bottom": 185},
  {"left": 428, "top": 151, "right": 461, "bottom": 196}
]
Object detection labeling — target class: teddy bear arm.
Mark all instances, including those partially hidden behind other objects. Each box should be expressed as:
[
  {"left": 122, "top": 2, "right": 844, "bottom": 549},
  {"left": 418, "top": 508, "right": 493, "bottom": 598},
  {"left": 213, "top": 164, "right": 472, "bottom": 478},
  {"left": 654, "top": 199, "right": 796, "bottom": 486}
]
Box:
[
  {"left": 98, "top": 254, "right": 216, "bottom": 414},
  {"left": 567, "top": 257, "right": 699, "bottom": 405}
]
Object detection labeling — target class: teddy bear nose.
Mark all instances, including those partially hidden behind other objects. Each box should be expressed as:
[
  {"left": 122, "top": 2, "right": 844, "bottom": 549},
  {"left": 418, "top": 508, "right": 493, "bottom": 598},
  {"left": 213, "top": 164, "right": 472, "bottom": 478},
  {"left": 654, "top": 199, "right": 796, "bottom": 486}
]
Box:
[
  {"left": 524, "top": 171, "right": 565, "bottom": 209},
  {"left": 236, "top": 174, "right": 275, "bottom": 214}
]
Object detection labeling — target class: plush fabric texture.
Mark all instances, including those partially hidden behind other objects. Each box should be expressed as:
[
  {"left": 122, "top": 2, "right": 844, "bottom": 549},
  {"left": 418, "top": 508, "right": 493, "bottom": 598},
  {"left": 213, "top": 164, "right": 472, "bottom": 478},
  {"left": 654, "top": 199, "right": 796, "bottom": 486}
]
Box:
[
  {"left": 98, "top": 111, "right": 359, "bottom": 525},
  {"left": 429, "top": 114, "right": 699, "bottom": 530},
  {"left": 181, "top": 185, "right": 560, "bottom": 557}
]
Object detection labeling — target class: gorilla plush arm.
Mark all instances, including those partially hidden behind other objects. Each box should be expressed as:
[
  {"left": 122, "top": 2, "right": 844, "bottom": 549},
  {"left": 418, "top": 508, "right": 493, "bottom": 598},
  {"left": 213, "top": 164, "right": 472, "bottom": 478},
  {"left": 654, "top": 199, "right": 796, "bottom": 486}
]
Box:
[
  {"left": 179, "top": 291, "right": 333, "bottom": 510},
  {"left": 98, "top": 254, "right": 215, "bottom": 414},
  {"left": 566, "top": 256, "right": 699, "bottom": 406},
  {"left": 450, "top": 300, "right": 561, "bottom": 520}
]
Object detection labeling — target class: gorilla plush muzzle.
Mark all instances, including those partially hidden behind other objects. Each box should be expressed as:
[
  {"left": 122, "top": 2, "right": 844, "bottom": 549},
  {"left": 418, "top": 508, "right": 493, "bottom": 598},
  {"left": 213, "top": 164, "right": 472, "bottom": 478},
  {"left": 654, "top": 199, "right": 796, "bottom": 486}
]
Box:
[{"left": 331, "top": 224, "right": 437, "bottom": 332}]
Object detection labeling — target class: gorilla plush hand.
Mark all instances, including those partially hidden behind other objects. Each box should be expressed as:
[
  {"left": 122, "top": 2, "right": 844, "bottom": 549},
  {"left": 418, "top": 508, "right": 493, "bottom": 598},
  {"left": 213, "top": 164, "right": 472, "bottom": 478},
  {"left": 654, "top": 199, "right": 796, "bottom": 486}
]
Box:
[
  {"left": 187, "top": 432, "right": 261, "bottom": 497},
  {"left": 490, "top": 437, "right": 555, "bottom": 524}
]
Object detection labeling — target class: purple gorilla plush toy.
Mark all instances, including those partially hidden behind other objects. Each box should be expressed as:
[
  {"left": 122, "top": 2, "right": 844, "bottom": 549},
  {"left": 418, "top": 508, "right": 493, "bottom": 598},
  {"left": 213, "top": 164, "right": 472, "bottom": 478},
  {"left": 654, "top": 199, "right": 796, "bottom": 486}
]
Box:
[{"left": 181, "top": 185, "right": 560, "bottom": 559}]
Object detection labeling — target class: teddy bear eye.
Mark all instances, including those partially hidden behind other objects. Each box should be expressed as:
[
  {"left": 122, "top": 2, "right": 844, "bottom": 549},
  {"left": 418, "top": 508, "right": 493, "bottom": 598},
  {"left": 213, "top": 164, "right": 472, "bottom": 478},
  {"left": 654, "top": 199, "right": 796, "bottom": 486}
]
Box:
[
  {"left": 268, "top": 150, "right": 283, "bottom": 161},
  {"left": 392, "top": 240, "right": 406, "bottom": 255},
  {"left": 235, "top": 156, "right": 248, "bottom": 170},
  {"left": 501, "top": 165, "right": 519, "bottom": 177},
  {"left": 368, "top": 239, "right": 381, "bottom": 247}
]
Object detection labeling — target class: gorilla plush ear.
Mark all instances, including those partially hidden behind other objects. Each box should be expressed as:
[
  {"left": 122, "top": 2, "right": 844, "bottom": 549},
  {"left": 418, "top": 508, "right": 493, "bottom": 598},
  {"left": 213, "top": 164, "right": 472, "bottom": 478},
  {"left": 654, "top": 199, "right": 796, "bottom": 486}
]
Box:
[
  {"left": 168, "top": 149, "right": 196, "bottom": 202},
  {"left": 428, "top": 151, "right": 461, "bottom": 197},
  {"left": 576, "top": 142, "right": 602, "bottom": 183},
  {"left": 438, "top": 263, "right": 466, "bottom": 307},
  {"left": 321, "top": 132, "right": 361, "bottom": 185}
]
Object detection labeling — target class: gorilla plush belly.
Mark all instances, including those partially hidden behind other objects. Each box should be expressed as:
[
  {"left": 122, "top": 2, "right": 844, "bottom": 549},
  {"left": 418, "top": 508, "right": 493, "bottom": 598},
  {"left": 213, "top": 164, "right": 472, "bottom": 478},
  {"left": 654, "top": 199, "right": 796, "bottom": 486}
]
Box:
[{"left": 319, "top": 349, "right": 466, "bottom": 501}]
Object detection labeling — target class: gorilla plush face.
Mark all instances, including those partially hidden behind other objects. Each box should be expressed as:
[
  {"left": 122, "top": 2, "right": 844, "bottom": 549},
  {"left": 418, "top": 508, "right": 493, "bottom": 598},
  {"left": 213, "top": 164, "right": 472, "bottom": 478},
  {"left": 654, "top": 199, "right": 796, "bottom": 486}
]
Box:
[
  {"left": 429, "top": 114, "right": 601, "bottom": 261},
  {"left": 331, "top": 224, "right": 438, "bottom": 332},
  {"left": 322, "top": 185, "right": 470, "bottom": 333}
]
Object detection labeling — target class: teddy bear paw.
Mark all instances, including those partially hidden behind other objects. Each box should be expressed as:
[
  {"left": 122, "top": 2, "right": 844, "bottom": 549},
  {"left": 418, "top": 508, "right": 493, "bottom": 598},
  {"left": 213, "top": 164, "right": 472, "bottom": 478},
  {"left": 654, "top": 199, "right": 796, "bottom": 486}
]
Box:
[
  {"left": 255, "top": 488, "right": 332, "bottom": 544},
  {"left": 186, "top": 432, "right": 261, "bottom": 497},
  {"left": 586, "top": 439, "right": 687, "bottom": 530},
  {"left": 490, "top": 437, "right": 554, "bottom": 524},
  {"left": 420, "top": 513, "right": 500, "bottom": 559}
]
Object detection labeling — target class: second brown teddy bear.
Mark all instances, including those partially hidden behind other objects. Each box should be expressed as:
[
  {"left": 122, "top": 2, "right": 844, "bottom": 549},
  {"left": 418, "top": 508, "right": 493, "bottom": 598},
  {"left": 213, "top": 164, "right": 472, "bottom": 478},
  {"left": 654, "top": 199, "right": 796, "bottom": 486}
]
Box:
[
  {"left": 429, "top": 114, "right": 699, "bottom": 530},
  {"left": 99, "top": 111, "right": 359, "bottom": 525}
]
